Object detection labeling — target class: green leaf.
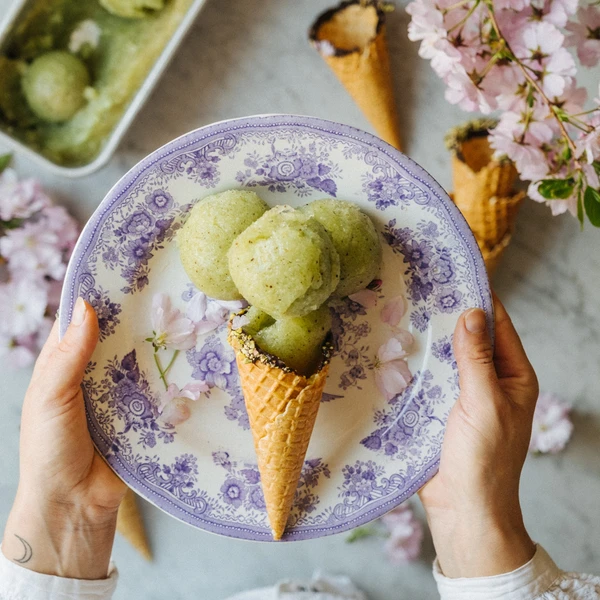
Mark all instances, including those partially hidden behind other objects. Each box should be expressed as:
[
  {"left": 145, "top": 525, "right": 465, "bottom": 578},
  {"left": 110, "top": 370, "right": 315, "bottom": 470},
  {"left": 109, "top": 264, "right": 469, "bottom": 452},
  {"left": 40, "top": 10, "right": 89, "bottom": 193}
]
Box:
[
  {"left": 577, "top": 187, "right": 584, "bottom": 229},
  {"left": 593, "top": 161, "right": 600, "bottom": 179},
  {"left": 537, "top": 178, "right": 576, "bottom": 200},
  {"left": 584, "top": 186, "right": 600, "bottom": 228},
  {"left": 346, "top": 525, "right": 378, "bottom": 543},
  {"left": 0, "top": 153, "right": 11, "bottom": 173}
]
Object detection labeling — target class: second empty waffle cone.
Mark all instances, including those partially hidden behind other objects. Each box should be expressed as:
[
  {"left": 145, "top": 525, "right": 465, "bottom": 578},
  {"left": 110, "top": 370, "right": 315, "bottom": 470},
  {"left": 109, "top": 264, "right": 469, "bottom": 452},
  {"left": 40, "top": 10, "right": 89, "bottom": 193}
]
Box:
[
  {"left": 117, "top": 488, "right": 152, "bottom": 560},
  {"left": 446, "top": 120, "right": 525, "bottom": 275},
  {"left": 310, "top": 1, "right": 402, "bottom": 150}
]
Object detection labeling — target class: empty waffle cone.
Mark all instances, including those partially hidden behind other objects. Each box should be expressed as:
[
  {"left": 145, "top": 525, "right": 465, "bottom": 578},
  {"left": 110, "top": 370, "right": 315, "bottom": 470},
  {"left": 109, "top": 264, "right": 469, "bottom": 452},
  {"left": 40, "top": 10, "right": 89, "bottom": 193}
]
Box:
[
  {"left": 228, "top": 325, "right": 330, "bottom": 540},
  {"left": 309, "top": 0, "right": 402, "bottom": 150},
  {"left": 446, "top": 120, "right": 525, "bottom": 275},
  {"left": 117, "top": 488, "right": 152, "bottom": 560}
]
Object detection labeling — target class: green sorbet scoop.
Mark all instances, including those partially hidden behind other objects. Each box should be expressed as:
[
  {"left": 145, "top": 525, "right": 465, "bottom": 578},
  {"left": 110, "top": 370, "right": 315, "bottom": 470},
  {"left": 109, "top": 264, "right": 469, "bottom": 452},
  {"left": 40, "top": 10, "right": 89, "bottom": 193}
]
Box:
[
  {"left": 245, "top": 305, "right": 332, "bottom": 377},
  {"left": 228, "top": 205, "right": 340, "bottom": 319},
  {"left": 300, "top": 198, "right": 382, "bottom": 297},
  {"left": 178, "top": 190, "right": 269, "bottom": 301},
  {"left": 22, "top": 51, "right": 90, "bottom": 123}
]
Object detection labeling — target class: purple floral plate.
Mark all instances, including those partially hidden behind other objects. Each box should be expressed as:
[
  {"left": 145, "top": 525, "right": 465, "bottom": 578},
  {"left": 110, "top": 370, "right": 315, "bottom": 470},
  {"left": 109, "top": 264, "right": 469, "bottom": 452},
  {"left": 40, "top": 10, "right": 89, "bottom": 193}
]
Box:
[{"left": 59, "top": 115, "right": 492, "bottom": 541}]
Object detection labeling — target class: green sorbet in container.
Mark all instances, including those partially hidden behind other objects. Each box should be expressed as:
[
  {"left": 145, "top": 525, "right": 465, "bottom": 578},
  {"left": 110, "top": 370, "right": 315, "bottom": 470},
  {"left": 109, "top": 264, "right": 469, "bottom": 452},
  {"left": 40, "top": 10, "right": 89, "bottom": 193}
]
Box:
[
  {"left": 0, "top": 0, "right": 194, "bottom": 166},
  {"left": 177, "top": 190, "right": 269, "bottom": 301},
  {"left": 228, "top": 205, "right": 340, "bottom": 319},
  {"left": 300, "top": 198, "right": 382, "bottom": 297},
  {"left": 22, "top": 51, "right": 90, "bottom": 123}
]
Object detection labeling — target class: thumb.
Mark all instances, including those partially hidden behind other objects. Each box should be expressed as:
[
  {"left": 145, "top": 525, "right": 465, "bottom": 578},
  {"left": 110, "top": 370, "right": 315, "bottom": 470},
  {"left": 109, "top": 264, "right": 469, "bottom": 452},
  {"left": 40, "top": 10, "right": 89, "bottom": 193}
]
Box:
[
  {"left": 453, "top": 307, "right": 497, "bottom": 398},
  {"left": 33, "top": 298, "right": 99, "bottom": 400}
]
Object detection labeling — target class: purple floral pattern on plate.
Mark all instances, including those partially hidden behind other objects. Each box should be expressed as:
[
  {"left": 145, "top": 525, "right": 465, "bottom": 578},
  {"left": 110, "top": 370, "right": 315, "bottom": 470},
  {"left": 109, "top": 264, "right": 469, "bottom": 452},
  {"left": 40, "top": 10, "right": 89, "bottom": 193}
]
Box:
[
  {"left": 59, "top": 115, "right": 491, "bottom": 541},
  {"left": 213, "top": 451, "right": 330, "bottom": 528},
  {"left": 235, "top": 140, "right": 340, "bottom": 196},
  {"left": 85, "top": 350, "right": 175, "bottom": 451}
]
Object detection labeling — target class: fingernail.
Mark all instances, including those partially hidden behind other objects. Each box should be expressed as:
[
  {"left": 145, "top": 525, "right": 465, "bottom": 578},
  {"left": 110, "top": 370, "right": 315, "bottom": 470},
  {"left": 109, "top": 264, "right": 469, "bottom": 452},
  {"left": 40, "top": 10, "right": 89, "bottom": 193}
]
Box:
[
  {"left": 464, "top": 308, "right": 486, "bottom": 334},
  {"left": 71, "top": 297, "right": 86, "bottom": 327}
]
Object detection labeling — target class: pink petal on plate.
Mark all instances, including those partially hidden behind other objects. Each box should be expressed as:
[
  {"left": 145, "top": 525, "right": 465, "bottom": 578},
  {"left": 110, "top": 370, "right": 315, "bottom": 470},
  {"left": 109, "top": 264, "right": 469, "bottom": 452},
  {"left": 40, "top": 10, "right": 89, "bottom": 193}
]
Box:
[
  {"left": 381, "top": 295, "right": 408, "bottom": 327},
  {"left": 231, "top": 313, "right": 251, "bottom": 330},
  {"left": 217, "top": 299, "right": 247, "bottom": 312},
  {"left": 158, "top": 397, "right": 191, "bottom": 426},
  {"left": 181, "top": 381, "right": 210, "bottom": 400},
  {"left": 186, "top": 291, "right": 208, "bottom": 322},
  {"left": 394, "top": 329, "right": 414, "bottom": 351},
  {"left": 205, "top": 301, "right": 230, "bottom": 325},
  {"left": 151, "top": 293, "right": 170, "bottom": 332},
  {"left": 195, "top": 319, "right": 221, "bottom": 336},
  {"left": 378, "top": 337, "right": 408, "bottom": 363},
  {"left": 348, "top": 289, "right": 378, "bottom": 308},
  {"left": 375, "top": 360, "right": 412, "bottom": 401}
]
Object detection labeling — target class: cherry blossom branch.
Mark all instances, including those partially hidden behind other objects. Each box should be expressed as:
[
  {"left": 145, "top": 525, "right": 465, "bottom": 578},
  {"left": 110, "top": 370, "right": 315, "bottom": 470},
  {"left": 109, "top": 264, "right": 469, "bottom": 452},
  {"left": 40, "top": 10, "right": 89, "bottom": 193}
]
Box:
[{"left": 486, "top": 3, "right": 580, "bottom": 164}]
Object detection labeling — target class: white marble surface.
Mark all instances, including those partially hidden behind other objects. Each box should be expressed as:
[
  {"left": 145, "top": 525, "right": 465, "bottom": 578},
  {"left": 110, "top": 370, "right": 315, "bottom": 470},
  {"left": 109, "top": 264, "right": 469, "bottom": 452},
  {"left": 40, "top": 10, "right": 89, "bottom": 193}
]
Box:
[{"left": 1, "top": 1, "right": 599, "bottom": 598}]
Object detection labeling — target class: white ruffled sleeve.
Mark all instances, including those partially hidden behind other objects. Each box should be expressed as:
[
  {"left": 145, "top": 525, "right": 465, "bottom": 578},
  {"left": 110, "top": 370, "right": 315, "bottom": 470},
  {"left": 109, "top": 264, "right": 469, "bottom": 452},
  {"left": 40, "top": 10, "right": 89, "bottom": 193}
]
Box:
[
  {"left": 0, "top": 545, "right": 118, "bottom": 600},
  {"left": 433, "top": 544, "right": 600, "bottom": 600}
]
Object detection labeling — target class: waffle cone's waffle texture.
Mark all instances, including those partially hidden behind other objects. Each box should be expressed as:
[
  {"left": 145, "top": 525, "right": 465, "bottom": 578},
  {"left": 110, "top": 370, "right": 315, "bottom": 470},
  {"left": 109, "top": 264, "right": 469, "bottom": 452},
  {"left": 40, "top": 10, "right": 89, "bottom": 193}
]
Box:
[
  {"left": 228, "top": 330, "right": 329, "bottom": 540},
  {"left": 310, "top": 1, "right": 402, "bottom": 150},
  {"left": 449, "top": 131, "right": 524, "bottom": 276},
  {"left": 117, "top": 488, "right": 152, "bottom": 560}
]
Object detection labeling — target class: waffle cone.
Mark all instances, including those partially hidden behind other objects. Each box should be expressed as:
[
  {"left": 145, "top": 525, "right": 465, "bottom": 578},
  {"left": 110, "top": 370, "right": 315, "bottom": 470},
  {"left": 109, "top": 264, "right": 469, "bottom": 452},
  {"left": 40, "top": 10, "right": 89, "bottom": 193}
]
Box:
[
  {"left": 117, "top": 488, "right": 152, "bottom": 560},
  {"left": 229, "top": 331, "right": 329, "bottom": 540},
  {"left": 447, "top": 129, "right": 524, "bottom": 275},
  {"left": 310, "top": 1, "right": 402, "bottom": 150}
]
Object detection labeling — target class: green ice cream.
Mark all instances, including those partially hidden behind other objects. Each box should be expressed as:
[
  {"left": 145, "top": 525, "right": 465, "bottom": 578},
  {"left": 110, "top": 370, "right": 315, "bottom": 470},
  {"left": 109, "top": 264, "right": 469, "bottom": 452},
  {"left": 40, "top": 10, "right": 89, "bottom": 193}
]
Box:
[
  {"left": 177, "top": 190, "right": 269, "bottom": 300},
  {"left": 99, "top": 0, "right": 166, "bottom": 19},
  {"left": 300, "top": 199, "right": 382, "bottom": 297},
  {"left": 22, "top": 51, "right": 90, "bottom": 123},
  {"left": 228, "top": 205, "right": 340, "bottom": 319}
]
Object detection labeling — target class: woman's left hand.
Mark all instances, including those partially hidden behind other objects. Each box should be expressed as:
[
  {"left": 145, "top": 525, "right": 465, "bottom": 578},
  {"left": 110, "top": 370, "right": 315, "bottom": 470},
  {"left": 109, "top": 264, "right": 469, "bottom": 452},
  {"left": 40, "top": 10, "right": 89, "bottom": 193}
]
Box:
[{"left": 2, "top": 298, "right": 127, "bottom": 579}]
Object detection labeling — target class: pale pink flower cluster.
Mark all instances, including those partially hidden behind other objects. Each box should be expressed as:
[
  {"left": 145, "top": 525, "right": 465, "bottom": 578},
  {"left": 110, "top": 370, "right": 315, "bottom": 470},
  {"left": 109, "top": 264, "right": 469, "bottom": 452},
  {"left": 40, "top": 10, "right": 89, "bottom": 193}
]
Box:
[
  {"left": 406, "top": 0, "right": 600, "bottom": 222},
  {"left": 0, "top": 167, "right": 78, "bottom": 368},
  {"left": 380, "top": 503, "right": 424, "bottom": 564},
  {"left": 529, "top": 391, "right": 574, "bottom": 453},
  {"left": 150, "top": 291, "right": 245, "bottom": 425},
  {"left": 374, "top": 295, "right": 414, "bottom": 401},
  {"left": 158, "top": 381, "right": 210, "bottom": 426}
]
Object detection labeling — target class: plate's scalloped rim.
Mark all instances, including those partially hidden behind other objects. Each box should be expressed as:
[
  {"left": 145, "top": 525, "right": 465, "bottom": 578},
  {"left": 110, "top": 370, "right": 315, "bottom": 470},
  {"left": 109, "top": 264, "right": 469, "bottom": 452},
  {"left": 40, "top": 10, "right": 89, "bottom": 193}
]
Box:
[{"left": 60, "top": 114, "right": 493, "bottom": 542}]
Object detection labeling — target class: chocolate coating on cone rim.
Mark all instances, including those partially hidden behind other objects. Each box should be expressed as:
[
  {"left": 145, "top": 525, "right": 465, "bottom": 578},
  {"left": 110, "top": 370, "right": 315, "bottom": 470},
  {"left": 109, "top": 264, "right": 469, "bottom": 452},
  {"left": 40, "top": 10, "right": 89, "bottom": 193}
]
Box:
[
  {"left": 309, "top": 0, "right": 388, "bottom": 57},
  {"left": 228, "top": 310, "right": 333, "bottom": 377}
]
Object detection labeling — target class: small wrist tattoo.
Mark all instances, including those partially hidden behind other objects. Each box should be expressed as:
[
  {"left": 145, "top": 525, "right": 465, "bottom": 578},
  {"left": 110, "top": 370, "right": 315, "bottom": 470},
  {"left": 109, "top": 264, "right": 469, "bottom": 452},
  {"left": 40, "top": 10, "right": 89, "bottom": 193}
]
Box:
[{"left": 13, "top": 534, "right": 33, "bottom": 564}]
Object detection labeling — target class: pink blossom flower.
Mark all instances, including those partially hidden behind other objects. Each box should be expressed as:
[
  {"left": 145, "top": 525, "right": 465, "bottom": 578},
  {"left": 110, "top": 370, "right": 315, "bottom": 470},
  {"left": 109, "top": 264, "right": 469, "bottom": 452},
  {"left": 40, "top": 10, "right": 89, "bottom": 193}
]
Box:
[
  {"left": 0, "top": 335, "right": 36, "bottom": 368},
  {"left": 575, "top": 113, "right": 600, "bottom": 164},
  {"left": 381, "top": 504, "right": 424, "bottom": 564},
  {"left": 0, "top": 169, "right": 50, "bottom": 222},
  {"left": 41, "top": 206, "right": 80, "bottom": 255},
  {"left": 444, "top": 70, "right": 497, "bottom": 113},
  {"left": 529, "top": 392, "right": 573, "bottom": 454},
  {"left": 381, "top": 295, "right": 408, "bottom": 327},
  {"left": 536, "top": 0, "right": 579, "bottom": 27},
  {"left": 0, "top": 279, "right": 48, "bottom": 337},
  {"left": 348, "top": 288, "right": 378, "bottom": 308},
  {"left": 490, "top": 111, "right": 552, "bottom": 181},
  {"left": 406, "top": 0, "right": 446, "bottom": 48},
  {"left": 374, "top": 337, "right": 413, "bottom": 401},
  {"left": 430, "top": 40, "right": 465, "bottom": 78},
  {"left": 495, "top": 0, "right": 531, "bottom": 10},
  {"left": 158, "top": 381, "right": 209, "bottom": 425},
  {"left": 566, "top": 5, "right": 600, "bottom": 66},
  {"left": 519, "top": 22, "right": 576, "bottom": 97},
  {"left": 0, "top": 221, "right": 66, "bottom": 281},
  {"left": 150, "top": 293, "right": 196, "bottom": 351},
  {"left": 186, "top": 290, "right": 245, "bottom": 335}
]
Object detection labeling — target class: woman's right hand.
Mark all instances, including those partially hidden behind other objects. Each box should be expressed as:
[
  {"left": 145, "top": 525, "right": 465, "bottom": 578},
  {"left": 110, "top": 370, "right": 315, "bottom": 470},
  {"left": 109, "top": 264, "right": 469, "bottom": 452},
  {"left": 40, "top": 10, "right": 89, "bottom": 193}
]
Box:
[{"left": 419, "top": 294, "right": 539, "bottom": 578}]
